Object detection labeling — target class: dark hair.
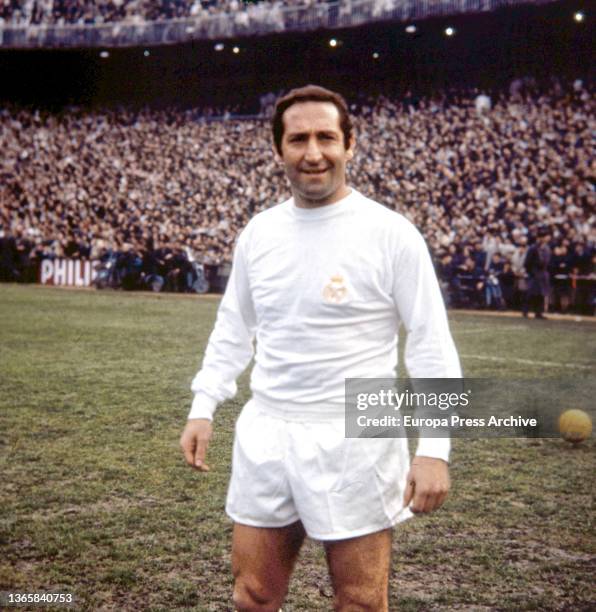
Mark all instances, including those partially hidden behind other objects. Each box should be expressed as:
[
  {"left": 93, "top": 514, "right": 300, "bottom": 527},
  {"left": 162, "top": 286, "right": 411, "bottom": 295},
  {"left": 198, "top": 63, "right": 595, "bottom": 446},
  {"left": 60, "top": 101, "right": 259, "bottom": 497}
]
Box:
[{"left": 271, "top": 84, "right": 353, "bottom": 155}]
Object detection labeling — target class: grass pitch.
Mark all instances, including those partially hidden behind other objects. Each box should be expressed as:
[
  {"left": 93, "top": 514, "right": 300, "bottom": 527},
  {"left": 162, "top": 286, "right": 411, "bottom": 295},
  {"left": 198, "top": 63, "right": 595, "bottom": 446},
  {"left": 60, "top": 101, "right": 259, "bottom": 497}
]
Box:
[{"left": 1, "top": 285, "right": 594, "bottom": 611}]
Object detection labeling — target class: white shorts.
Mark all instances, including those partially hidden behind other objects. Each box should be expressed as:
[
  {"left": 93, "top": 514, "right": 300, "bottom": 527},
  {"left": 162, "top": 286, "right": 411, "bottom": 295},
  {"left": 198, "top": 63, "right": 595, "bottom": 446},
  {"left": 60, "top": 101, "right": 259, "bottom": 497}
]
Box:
[{"left": 226, "top": 399, "right": 413, "bottom": 541}]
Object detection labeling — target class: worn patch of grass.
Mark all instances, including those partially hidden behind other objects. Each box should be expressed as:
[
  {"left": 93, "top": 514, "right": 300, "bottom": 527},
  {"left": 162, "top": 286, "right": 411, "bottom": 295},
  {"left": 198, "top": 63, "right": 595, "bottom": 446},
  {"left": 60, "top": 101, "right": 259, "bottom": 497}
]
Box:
[{"left": 0, "top": 285, "right": 594, "bottom": 611}]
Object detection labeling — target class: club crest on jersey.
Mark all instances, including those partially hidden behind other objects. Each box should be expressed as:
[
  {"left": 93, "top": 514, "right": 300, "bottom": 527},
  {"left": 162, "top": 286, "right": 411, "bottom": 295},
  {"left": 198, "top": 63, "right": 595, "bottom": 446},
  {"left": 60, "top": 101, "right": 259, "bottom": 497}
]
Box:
[{"left": 323, "top": 274, "right": 348, "bottom": 304}]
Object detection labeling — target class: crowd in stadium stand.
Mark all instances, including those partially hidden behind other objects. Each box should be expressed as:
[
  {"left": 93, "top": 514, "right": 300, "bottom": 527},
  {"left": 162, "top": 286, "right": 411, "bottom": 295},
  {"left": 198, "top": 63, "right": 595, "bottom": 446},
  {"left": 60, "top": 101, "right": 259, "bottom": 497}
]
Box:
[
  {"left": 0, "top": 79, "right": 594, "bottom": 313},
  {"left": 0, "top": 0, "right": 336, "bottom": 27}
]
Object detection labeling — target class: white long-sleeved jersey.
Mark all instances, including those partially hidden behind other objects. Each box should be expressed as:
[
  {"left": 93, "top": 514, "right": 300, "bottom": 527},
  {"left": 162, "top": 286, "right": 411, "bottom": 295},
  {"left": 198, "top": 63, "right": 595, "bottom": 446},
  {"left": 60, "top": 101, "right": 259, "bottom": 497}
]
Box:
[{"left": 189, "top": 189, "right": 461, "bottom": 461}]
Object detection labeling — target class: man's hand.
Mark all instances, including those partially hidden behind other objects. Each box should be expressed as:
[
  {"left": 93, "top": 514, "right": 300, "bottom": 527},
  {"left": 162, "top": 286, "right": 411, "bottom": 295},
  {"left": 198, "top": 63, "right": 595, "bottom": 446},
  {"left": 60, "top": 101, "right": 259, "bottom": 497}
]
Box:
[
  {"left": 180, "top": 418, "right": 213, "bottom": 472},
  {"left": 403, "top": 456, "right": 450, "bottom": 514}
]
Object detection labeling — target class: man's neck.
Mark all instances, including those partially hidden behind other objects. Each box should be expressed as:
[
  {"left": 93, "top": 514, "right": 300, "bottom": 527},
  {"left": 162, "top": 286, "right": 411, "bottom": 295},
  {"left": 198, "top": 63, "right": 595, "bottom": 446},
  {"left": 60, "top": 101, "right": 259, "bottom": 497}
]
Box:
[{"left": 293, "top": 186, "right": 352, "bottom": 209}]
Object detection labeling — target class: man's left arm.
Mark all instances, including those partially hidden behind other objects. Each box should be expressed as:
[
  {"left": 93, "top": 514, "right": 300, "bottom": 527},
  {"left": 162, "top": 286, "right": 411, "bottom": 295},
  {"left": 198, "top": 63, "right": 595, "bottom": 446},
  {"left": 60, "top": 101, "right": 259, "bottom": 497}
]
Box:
[{"left": 392, "top": 221, "right": 462, "bottom": 513}]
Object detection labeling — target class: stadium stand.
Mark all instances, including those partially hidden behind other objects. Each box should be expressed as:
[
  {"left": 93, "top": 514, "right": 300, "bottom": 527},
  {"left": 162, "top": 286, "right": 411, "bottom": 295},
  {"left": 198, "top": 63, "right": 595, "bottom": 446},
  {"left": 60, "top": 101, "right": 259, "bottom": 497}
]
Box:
[
  {"left": 0, "top": 0, "right": 558, "bottom": 27},
  {"left": 0, "top": 0, "right": 560, "bottom": 49},
  {"left": 1, "top": 78, "right": 593, "bottom": 312},
  {"left": 0, "top": 0, "right": 592, "bottom": 313}
]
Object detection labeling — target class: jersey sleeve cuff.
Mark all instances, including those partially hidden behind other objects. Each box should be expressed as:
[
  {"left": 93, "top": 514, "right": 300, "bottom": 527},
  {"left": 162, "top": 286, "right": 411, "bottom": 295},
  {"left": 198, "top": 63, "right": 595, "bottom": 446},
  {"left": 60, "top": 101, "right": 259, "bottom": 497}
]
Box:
[
  {"left": 188, "top": 392, "right": 218, "bottom": 421},
  {"left": 415, "top": 437, "right": 450, "bottom": 463}
]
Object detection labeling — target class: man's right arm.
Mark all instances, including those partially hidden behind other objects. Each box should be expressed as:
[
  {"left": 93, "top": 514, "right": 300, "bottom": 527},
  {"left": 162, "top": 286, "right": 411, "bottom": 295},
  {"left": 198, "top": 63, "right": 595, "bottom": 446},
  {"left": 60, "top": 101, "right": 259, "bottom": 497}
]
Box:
[
  {"left": 180, "top": 418, "right": 213, "bottom": 471},
  {"left": 180, "top": 232, "right": 256, "bottom": 470}
]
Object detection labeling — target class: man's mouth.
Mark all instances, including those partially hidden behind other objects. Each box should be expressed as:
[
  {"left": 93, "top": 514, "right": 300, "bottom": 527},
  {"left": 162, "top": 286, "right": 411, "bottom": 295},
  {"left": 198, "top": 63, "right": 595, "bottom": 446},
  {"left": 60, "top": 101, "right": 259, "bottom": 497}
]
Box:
[{"left": 301, "top": 168, "right": 328, "bottom": 175}]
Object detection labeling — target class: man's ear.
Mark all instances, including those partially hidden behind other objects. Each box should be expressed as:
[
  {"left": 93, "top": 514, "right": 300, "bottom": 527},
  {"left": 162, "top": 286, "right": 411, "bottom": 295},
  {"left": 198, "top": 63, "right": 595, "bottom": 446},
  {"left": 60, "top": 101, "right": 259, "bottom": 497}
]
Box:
[
  {"left": 272, "top": 145, "right": 283, "bottom": 163},
  {"left": 346, "top": 136, "right": 356, "bottom": 160}
]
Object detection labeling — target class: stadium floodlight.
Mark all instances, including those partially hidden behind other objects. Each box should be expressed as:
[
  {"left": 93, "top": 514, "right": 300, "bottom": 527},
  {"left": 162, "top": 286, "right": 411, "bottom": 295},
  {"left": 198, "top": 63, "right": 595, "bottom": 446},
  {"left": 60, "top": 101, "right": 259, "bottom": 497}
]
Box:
[
  {"left": 445, "top": 27, "right": 455, "bottom": 36},
  {"left": 329, "top": 38, "right": 338, "bottom": 48},
  {"left": 232, "top": 46, "right": 240, "bottom": 54},
  {"left": 574, "top": 11, "right": 584, "bottom": 22},
  {"left": 143, "top": 50, "right": 150, "bottom": 57},
  {"left": 214, "top": 43, "right": 224, "bottom": 51},
  {"left": 405, "top": 24, "right": 417, "bottom": 34},
  {"left": 99, "top": 50, "right": 109, "bottom": 59}
]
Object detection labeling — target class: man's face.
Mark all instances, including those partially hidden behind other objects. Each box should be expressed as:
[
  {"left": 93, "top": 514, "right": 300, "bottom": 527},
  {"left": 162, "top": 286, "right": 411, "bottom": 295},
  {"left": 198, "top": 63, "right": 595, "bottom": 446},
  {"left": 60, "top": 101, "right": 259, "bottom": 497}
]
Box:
[{"left": 277, "top": 101, "right": 354, "bottom": 208}]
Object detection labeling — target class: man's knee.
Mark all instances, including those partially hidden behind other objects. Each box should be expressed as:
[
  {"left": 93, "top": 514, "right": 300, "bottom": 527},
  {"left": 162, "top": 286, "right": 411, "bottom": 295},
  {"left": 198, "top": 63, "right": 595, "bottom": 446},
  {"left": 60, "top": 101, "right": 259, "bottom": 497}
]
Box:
[
  {"left": 232, "top": 575, "right": 284, "bottom": 612},
  {"left": 333, "top": 583, "right": 388, "bottom": 612}
]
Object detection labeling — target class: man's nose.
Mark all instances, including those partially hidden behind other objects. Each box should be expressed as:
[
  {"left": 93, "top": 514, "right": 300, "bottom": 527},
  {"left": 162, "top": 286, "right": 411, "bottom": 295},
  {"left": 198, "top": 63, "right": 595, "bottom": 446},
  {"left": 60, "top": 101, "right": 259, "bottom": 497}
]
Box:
[{"left": 304, "top": 137, "right": 323, "bottom": 163}]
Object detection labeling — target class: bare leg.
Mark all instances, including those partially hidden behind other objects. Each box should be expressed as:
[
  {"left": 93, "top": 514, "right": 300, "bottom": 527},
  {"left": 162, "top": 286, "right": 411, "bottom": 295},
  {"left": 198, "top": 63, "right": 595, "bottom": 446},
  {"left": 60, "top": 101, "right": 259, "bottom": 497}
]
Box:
[
  {"left": 324, "top": 529, "right": 392, "bottom": 612},
  {"left": 232, "top": 521, "right": 306, "bottom": 612}
]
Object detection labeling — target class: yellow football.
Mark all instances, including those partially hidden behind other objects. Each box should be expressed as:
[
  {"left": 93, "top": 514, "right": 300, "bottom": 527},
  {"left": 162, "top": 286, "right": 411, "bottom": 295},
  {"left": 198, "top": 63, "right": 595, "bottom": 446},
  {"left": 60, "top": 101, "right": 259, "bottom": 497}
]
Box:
[{"left": 558, "top": 409, "right": 592, "bottom": 444}]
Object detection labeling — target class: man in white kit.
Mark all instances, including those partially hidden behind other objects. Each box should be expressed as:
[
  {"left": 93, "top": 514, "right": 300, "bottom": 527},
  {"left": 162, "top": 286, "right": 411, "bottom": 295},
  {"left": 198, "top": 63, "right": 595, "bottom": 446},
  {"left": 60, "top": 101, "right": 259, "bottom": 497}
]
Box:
[{"left": 180, "top": 85, "right": 461, "bottom": 611}]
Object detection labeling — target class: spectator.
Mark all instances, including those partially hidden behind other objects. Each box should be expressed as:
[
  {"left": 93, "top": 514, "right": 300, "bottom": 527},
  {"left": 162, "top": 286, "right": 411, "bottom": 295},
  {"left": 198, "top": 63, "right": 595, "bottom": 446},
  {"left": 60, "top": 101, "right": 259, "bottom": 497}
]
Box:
[
  {"left": 453, "top": 257, "right": 482, "bottom": 309},
  {"left": 482, "top": 253, "right": 506, "bottom": 310},
  {"left": 570, "top": 243, "right": 593, "bottom": 314},
  {"left": 550, "top": 244, "right": 572, "bottom": 313},
  {"left": 525, "top": 229, "right": 552, "bottom": 319},
  {"left": 511, "top": 235, "right": 530, "bottom": 313}
]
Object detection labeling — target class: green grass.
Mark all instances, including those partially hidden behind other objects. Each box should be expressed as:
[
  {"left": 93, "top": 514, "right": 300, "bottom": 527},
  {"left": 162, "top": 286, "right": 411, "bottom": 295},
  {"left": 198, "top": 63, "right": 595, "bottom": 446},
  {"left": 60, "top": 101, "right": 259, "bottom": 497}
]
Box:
[{"left": 1, "top": 285, "right": 594, "bottom": 611}]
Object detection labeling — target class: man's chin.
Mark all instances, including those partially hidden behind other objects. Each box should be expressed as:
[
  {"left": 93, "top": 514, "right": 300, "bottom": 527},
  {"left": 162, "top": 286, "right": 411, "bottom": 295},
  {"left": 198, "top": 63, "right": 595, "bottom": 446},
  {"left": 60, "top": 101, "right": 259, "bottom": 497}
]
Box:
[{"left": 297, "top": 187, "right": 333, "bottom": 203}]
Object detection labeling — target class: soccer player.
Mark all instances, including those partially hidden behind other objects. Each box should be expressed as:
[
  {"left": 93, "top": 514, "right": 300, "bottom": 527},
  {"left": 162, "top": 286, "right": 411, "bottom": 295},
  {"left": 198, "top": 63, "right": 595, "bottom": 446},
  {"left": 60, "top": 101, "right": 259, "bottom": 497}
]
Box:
[{"left": 180, "top": 85, "right": 461, "bottom": 611}]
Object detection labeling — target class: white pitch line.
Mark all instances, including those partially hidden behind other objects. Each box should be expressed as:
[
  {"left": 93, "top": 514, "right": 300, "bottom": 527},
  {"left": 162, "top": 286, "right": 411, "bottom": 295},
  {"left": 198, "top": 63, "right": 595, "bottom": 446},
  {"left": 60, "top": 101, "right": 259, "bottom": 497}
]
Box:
[
  {"left": 461, "top": 354, "right": 594, "bottom": 370},
  {"left": 455, "top": 326, "right": 523, "bottom": 335}
]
